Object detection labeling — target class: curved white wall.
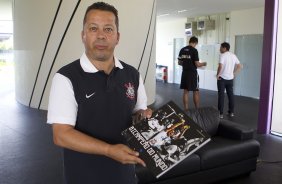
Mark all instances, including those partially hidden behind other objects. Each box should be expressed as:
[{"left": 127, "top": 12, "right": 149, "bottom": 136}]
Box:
[{"left": 13, "top": 0, "right": 156, "bottom": 109}]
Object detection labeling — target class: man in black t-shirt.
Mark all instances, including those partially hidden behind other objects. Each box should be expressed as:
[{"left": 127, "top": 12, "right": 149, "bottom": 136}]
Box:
[{"left": 178, "top": 36, "right": 207, "bottom": 111}]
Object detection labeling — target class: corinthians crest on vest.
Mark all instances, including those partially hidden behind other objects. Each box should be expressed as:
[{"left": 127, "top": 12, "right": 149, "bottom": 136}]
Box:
[{"left": 124, "top": 82, "right": 135, "bottom": 100}]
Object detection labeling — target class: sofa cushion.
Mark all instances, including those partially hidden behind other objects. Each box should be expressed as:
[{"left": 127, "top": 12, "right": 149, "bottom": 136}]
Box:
[
  {"left": 217, "top": 119, "right": 255, "bottom": 140},
  {"left": 186, "top": 107, "right": 219, "bottom": 136},
  {"left": 195, "top": 136, "right": 260, "bottom": 170}
]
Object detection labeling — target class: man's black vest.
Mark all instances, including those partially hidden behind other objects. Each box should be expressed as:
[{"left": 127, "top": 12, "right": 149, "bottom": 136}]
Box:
[{"left": 57, "top": 59, "right": 139, "bottom": 184}]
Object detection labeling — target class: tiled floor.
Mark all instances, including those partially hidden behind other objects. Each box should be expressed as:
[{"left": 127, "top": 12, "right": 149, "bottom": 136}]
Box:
[{"left": 0, "top": 81, "right": 282, "bottom": 184}]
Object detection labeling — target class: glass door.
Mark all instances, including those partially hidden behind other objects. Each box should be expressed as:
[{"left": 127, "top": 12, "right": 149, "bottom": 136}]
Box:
[{"left": 234, "top": 34, "right": 263, "bottom": 99}]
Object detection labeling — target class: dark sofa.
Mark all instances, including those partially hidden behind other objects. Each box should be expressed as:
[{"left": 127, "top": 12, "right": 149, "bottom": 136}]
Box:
[{"left": 136, "top": 107, "right": 260, "bottom": 184}]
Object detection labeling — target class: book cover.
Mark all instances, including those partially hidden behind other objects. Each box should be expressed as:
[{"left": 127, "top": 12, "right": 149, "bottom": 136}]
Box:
[{"left": 122, "top": 101, "right": 211, "bottom": 178}]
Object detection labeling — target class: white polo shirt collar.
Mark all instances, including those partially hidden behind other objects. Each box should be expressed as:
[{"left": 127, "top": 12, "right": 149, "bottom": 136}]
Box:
[{"left": 80, "top": 52, "right": 124, "bottom": 73}]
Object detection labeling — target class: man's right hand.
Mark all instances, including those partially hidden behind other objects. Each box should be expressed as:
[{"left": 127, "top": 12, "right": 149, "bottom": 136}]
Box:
[
  {"left": 105, "top": 144, "right": 146, "bottom": 167},
  {"left": 52, "top": 124, "right": 146, "bottom": 167}
]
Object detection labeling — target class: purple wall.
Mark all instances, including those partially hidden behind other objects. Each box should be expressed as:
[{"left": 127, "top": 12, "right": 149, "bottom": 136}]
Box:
[{"left": 257, "top": 0, "right": 278, "bottom": 134}]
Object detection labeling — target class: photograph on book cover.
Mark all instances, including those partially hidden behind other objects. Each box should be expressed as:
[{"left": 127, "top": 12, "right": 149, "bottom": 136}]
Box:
[{"left": 122, "top": 101, "right": 211, "bottom": 178}]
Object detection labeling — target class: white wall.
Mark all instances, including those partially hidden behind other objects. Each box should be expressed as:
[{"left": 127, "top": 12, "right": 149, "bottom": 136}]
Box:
[
  {"left": 0, "top": 0, "right": 12, "bottom": 20},
  {"left": 230, "top": 7, "right": 264, "bottom": 52},
  {"left": 229, "top": 7, "right": 264, "bottom": 95},
  {"left": 13, "top": 0, "right": 156, "bottom": 109},
  {"left": 0, "top": 0, "right": 12, "bottom": 34},
  {"left": 156, "top": 18, "right": 187, "bottom": 83},
  {"left": 156, "top": 7, "right": 264, "bottom": 92}
]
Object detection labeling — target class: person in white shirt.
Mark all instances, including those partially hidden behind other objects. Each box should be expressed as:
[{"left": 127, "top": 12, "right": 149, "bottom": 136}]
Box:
[{"left": 216, "top": 42, "right": 242, "bottom": 119}]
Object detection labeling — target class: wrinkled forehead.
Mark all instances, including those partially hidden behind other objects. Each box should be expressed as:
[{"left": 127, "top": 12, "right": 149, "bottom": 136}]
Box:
[
  {"left": 85, "top": 10, "right": 115, "bottom": 22},
  {"left": 83, "top": 9, "right": 118, "bottom": 31}
]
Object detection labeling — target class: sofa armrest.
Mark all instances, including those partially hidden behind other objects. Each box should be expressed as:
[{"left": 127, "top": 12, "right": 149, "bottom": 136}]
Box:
[{"left": 217, "top": 119, "right": 254, "bottom": 140}]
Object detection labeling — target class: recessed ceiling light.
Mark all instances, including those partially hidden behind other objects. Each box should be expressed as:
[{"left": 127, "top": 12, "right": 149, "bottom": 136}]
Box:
[
  {"left": 178, "top": 10, "right": 187, "bottom": 13},
  {"left": 157, "top": 13, "right": 170, "bottom": 17}
]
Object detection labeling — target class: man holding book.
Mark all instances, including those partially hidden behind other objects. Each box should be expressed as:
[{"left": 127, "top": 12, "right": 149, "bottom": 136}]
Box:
[{"left": 47, "top": 2, "right": 152, "bottom": 184}]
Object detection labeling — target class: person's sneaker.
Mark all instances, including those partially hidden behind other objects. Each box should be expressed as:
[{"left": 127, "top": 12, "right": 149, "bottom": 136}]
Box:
[
  {"left": 228, "top": 113, "right": 234, "bottom": 117},
  {"left": 219, "top": 114, "right": 224, "bottom": 119}
]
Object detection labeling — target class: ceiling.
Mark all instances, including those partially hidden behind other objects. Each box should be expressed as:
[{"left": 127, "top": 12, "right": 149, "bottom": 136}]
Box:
[{"left": 156, "top": 0, "right": 265, "bottom": 21}]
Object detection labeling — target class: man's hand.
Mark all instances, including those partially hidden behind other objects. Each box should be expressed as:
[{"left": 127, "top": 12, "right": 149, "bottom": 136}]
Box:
[
  {"left": 133, "top": 108, "right": 153, "bottom": 124},
  {"left": 105, "top": 144, "right": 146, "bottom": 167},
  {"left": 195, "top": 61, "right": 207, "bottom": 67},
  {"left": 52, "top": 124, "right": 146, "bottom": 167},
  {"left": 141, "top": 108, "right": 153, "bottom": 119}
]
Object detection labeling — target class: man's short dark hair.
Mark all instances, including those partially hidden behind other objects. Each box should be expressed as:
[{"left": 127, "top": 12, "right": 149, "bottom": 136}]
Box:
[
  {"left": 189, "top": 36, "right": 198, "bottom": 44},
  {"left": 221, "top": 42, "right": 230, "bottom": 51},
  {"left": 83, "top": 2, "right": 119, "bottom": 31}
]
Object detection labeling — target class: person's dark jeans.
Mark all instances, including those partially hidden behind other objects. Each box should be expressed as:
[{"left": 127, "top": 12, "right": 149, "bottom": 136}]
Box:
[{"left": 217, "top": 78, "right": 234, "bottom": 115}]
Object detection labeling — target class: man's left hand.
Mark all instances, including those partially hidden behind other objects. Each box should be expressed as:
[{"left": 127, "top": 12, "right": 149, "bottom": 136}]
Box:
[
  {"left": 140, "top": 108, "right": 153, "bottom": 119},
  {"left": 133, "top": 108, "right": 153, "bottom": 124}
]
